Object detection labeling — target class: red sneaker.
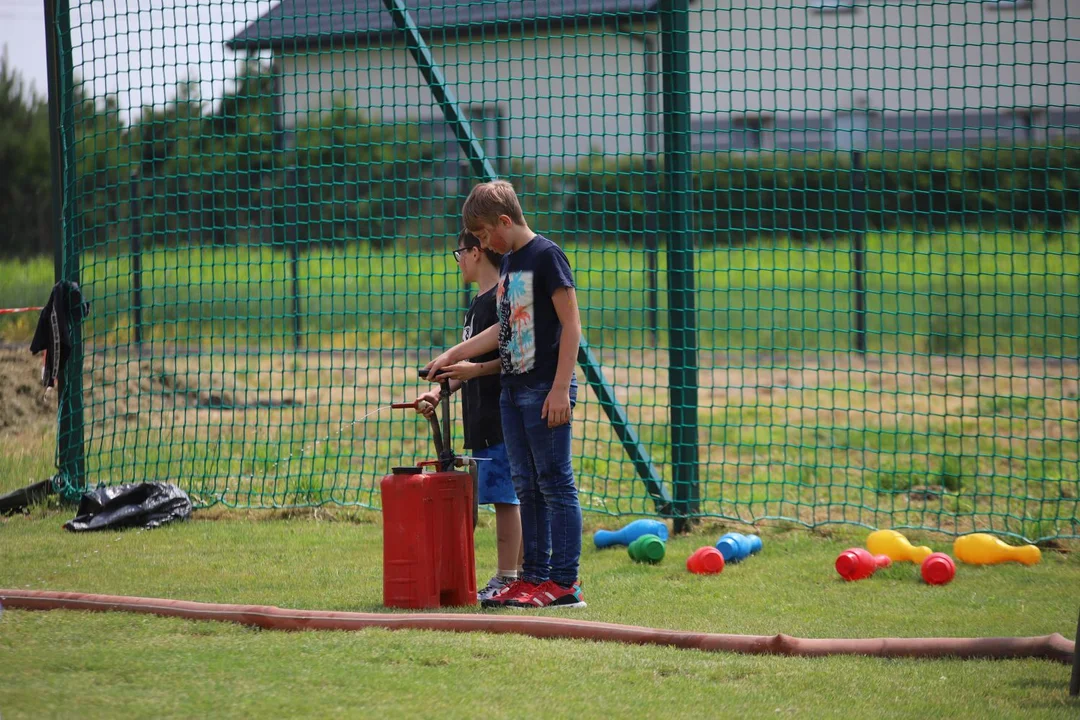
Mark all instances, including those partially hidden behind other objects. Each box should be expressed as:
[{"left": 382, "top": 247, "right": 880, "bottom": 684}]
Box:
[
  {"left": 506, "top": 580, "right": 586, "bottom": 610},
  {"left": 480, "top": 579, "right": 537, "bottom": 609}
]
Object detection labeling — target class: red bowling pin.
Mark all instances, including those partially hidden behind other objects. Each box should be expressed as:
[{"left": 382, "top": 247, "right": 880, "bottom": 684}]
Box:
[{"left": 835, "top": 547, "right": 892, "bottom": 581}]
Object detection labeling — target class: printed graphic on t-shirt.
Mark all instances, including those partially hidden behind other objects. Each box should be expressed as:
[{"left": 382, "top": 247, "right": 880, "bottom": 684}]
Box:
[{"left": 496, "top": 270, "right": 535, "bottom": 374}]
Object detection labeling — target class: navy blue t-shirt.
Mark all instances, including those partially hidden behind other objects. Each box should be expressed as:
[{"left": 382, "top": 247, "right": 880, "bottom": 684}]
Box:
[
  {"left": 495, "top": 234, "right": 576, "bottom": 387},
  {"left": 460, "top": 286, "right": 502, "bottom": 450}
]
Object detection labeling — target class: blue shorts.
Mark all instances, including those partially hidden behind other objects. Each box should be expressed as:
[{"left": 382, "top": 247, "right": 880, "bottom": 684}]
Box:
[{"left": 473, "top": 443, "right": 519, "bottom": 506}]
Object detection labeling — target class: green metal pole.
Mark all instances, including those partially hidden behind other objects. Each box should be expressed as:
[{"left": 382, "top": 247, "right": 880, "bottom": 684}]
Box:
[
  {"left": 851, "top": 150, "right": 868, "bottom": 354},
  {"left": 659, "top": 0, "right": 700, "bottom": 533},
  {"left": 271, "top": 59, "right": 303, "bottom": 351},
  {"left": 129, "top": 171, "right": 145, "bottom": 351},
  {"left": 383, "top": 0, "right": 672, "bottom": 513},
  {"left": 44, "top": 0, "right": 63, "bottom": 285},
  {"left": 45, "top": 0, "right": 86, "bottom": 499},
  {"left": 382, "top": 0, "right": 498, "bottom": 182}
]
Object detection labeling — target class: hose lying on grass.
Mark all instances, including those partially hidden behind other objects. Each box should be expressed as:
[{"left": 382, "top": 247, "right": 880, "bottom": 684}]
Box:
[{"left": 1, "top": 589, "right": 1073, "bottom": 664}]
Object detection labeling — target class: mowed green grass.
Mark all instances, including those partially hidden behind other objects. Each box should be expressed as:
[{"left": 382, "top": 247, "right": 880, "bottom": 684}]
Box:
[
  {"left": 1, "top": 507, "right": 1078, "bottom": 719},
  {"left": 3, "top": 230, "right": 1078, "bottom": 354}
]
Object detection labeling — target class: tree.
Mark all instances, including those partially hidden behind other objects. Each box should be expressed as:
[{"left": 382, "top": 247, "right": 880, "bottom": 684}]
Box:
[
  {"left": 280, "top": 97, "right": 435, "bottom": 247},
  {"left": 0, "top": 48, "right": 51, "bottom": 257},
  {"left": 71, "top": 78, "right": 129, "bottom": 248},
  {"left": 129, "top": 63, "right": 278, "bottom": 245}
]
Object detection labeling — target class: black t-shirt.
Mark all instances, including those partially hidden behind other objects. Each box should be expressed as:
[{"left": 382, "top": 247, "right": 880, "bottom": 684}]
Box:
[
  {"left": 461, "top": 286, "right": 503, "bottom": 450},
  {"left": 496, "top": 234, "right": 576, "bottom": 388}
]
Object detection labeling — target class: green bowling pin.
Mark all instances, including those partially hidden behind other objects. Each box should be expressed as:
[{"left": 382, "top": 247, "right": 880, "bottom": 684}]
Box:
[{"left": 628, "top": 533, "right": 666, "bottom": 563}]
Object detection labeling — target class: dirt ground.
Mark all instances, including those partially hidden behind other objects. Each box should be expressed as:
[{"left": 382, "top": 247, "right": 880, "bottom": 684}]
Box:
[
  {"left": 0, "top": 344, "right": 56, "bottom": 431},
  {"left": 2, "top": 342, "right": 1077, "bottom": 537}
]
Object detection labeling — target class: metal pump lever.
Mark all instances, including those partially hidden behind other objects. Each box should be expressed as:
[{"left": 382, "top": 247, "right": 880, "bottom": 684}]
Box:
[
  {"left": 390, "top": 370, "right": 456, "bottom": 472},
  {"left": 391, "top": 369, "right": 480, "bottom": 528}
]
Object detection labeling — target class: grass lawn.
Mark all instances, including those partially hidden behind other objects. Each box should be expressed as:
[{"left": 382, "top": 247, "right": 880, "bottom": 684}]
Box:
[
  {"left": 1, "top": 507, "right": 1078, "bottom": 719},
  {"left": 1, "top": 326, "right": 1078, "bottom": 718},
  {"left": 4, "top": 231, "right": 1079, "bottom": 354}
]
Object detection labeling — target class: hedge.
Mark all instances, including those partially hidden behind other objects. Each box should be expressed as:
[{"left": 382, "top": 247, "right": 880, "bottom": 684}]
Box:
[{"left": 561, "top": 145, "right": 1080, "bottom": 244}]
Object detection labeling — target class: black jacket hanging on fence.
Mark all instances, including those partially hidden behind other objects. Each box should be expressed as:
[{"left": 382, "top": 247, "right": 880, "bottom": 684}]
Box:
[{"left": 29, "top": 280, "right": 90, "bottom": 395}]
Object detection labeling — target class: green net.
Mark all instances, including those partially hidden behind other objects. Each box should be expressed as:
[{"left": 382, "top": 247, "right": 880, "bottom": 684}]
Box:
[{"left": 51, "top": 0, "right": 1080, "bottom": 541}]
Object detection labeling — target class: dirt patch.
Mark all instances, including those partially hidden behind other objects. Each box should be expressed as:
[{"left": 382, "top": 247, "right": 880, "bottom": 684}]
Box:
[
  {"left": 0, "top": 344, "right": 56, "bottom": 430},
  {"left": 0, "top": 343, "right": 312, "bottom": 433},
  {"left": 146, "top": 356, "right": 303, "bottom": 409},
  {"left": 85, "top": 352, "right": 310, "bottom": 426}
]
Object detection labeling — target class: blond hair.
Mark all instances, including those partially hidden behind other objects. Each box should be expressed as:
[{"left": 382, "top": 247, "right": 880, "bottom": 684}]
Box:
[{"left": 462, "top": 180, "right": 526, "bottom": 229}]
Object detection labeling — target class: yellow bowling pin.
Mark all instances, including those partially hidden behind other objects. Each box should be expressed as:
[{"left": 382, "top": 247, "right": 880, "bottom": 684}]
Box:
[
  {"left": 953, "top": 533, "right": 1041, "bottom": 566},
  {"left": 866, "top": 529, "right": 933, "bottom": 563}
]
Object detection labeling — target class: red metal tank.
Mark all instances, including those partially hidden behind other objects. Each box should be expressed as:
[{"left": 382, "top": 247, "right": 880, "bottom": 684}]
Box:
[{"left": 381, "top": 464, "right": 476, "bottom": 609}]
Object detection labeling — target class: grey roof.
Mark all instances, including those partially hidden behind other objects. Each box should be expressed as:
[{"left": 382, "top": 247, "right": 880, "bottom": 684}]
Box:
[{"left": 228, "top": 0, "right": 660, "bottom": 51}]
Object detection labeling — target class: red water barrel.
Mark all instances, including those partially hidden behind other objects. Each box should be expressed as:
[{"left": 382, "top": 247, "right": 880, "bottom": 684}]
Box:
[{"left": 380, "top": 466, "right": 476, "bottom": 609}]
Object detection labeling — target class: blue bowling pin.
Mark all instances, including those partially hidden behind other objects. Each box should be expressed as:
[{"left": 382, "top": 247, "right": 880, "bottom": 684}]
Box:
[
  {"left": 716, "top": 532, "right": 763, "bottom": 562},
  {"left": 594, "top": 519, "right": 669, "bottom": 548}
]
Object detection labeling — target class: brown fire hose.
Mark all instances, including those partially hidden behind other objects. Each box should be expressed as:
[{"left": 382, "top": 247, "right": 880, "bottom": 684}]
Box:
[{"left": 0, "top": 589, "right": 1073, "bottom": 664}]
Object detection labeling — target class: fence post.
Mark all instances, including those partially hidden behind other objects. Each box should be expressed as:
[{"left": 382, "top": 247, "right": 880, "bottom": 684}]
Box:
[
  {"left": 271, "top": 60, "right": 303, "bottom": 351},
  {"left": 851, "top": 150, "right": 868, "bottom": 354},
  {"left": 837, "top": 107, "right": 870, "bottom": 354},
  {"left": 383, "top": 0, "right": 673, "bottom": 515},
  {"left": 288, "top": 211, "right": 303, "bottom": 352},
  {"left": 129, "top": 171, "right": 145, "bottom": 352},
  {"left": 643, "top": 34, "right": 661, "bottom": 348},
  {"left": 44, "top": 0, "right": 86, "bottom": 499},
  {"left": 659, "top": 0, "right": 700, "bottom": 532},
  {"left": 46, "top": 0, "right": 63, "bottom": 287}
]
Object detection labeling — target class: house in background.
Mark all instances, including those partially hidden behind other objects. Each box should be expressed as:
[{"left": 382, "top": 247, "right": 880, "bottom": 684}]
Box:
[
  {"left": 228, "top": 0, "right": 659, "bottom": 171},
  {"left": 228, "top": 0, "right": 1080, "bottom": 168}
]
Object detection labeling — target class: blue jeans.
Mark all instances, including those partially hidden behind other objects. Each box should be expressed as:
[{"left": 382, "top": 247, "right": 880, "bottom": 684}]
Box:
[{"left": 499, "top": 378, "right": 581, "bottom": 586}]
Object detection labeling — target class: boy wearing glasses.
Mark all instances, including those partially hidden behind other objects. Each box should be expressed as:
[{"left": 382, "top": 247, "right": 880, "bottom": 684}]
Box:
[{"left": 415, "top": 228, "right": 523, "bottom": 602}]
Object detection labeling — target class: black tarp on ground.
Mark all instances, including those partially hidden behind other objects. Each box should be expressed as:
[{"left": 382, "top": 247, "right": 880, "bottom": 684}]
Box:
[{"left": 63, "top": 483, "right": 193, "bottom": 532}]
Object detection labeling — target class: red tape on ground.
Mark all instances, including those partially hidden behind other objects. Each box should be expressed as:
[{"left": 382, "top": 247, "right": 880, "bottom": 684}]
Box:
[{"left": 0, "top": 307, "right": 43, "bottom": 315}]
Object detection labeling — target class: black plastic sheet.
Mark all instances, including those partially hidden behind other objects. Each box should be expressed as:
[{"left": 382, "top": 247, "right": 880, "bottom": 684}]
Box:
[{"left": 64, "top": 483, "right": 192, "bottom": 532}]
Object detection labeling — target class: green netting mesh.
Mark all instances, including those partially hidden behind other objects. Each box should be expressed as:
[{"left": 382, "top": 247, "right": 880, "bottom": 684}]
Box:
[{"left": 52, "top": 0, "right": 1080, "bottom": 541}]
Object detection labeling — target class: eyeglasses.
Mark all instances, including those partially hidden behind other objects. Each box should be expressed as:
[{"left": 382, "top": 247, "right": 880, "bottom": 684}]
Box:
[{"left": 452, "top": 246, "right": 473, "bottom": 261}]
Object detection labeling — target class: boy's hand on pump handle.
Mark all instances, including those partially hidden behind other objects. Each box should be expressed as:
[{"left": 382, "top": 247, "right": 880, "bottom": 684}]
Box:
[
  {"left": 414, "top": 391, "right": 440, "bottom": 419},
  {"left": 414, "top": 358, "right": 486, "bottom": 419},
  {"left": 432, "top": 360, "right": 483, "bottom": 381},
  {"left": 424, "top": 354, "right": 454, "bottom": 383}
]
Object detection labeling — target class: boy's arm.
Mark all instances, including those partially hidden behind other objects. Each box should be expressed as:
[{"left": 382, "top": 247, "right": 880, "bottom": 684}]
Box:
[
  {"left": 432, "top": 357, "right": 501, "bottom": 381},
  {"left": 473, "top": 358, "right": 501, "bottom": 377},
  {"left": 543, "top": 286, "right": 582, "bottom": 427},
  {"left": 425, "top": 324, "right": 499, "bottom": 381}
]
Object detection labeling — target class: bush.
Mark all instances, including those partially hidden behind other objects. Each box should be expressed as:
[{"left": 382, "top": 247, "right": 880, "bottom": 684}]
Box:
[
  {"left": 562, "top": 145, "right": 1080, "bottom": 245},
  {"left": 276, "top": 99, "right": 436, "bottom": 248}
]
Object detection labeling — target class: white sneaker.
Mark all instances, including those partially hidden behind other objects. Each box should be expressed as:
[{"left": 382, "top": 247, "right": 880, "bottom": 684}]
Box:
[{"left": 477, "top": 575, "right": 515, "bottom": 603}]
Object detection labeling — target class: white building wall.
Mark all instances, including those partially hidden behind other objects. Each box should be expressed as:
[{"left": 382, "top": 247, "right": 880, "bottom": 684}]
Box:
[
  {"left": 275, "top": 0, "right": 1079, "bottom": 164},
  {"left": 688, "top": 0, "right": 1080, "bottom": 115},
  {"left": 279, "top": 30, "right": 650, "bottom": 169}
]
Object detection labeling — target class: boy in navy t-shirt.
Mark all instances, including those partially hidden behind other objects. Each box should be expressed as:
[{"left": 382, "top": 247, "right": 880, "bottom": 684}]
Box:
[
  {"left": 425, "top": 180, "right": 586, "bottom": 609},
  {"left": 415, "top": 229, "right": 523, "bottom": 602}
]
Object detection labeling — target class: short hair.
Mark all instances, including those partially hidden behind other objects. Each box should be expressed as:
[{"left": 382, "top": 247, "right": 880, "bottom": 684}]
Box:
[
  {"left": 461, "top": 180, "right": 526, "bottom": 229},
  {"left": 459, "top": 227, "right": 503, "bottom": 268}
]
